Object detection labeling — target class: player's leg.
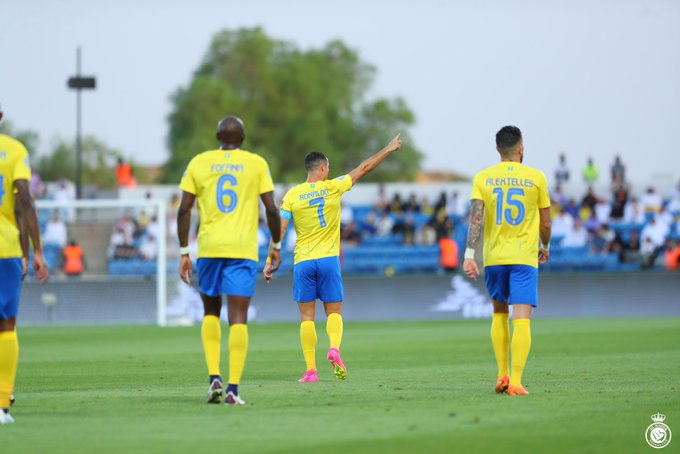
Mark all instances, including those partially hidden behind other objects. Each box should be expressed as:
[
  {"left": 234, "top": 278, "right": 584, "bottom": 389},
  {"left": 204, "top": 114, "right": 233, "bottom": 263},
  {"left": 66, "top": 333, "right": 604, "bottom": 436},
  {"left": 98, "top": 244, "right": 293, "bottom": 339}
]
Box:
[
  {"left": 196, "top": 258, "right": 225, "bottom": 403},
  {"left": 294, "top": 260, "right": 320, "bottom": 382},
  {"left": 297, "top": 302, "right": 318, "bottom": 382},
  {"left": 0, "top": 258, "right": 21, "bottom": 424},
  {"left": 222, "top": 259, "right": 258, "bottom": 405},
  {"left": 318, "top": 257, "right": 346, "bottom": 380},
  {"left": 484, "top": 265, "right": 511, "bottom": 393},
  {"left": 507, "top": 265, "right": 538, "bottom": 396}
]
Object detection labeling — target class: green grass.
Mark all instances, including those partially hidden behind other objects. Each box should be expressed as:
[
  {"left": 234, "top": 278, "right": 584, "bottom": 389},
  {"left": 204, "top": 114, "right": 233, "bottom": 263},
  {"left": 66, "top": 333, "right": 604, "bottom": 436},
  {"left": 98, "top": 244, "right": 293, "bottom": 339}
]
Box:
[{"left": 3, "top": 318, "right": 680, "bottom": 453}]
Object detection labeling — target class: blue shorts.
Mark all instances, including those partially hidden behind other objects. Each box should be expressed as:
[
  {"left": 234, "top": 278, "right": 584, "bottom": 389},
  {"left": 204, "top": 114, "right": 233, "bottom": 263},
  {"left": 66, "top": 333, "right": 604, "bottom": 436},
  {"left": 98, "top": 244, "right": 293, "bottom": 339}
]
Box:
[
  {"left": 0, "top": 258, "right": 22, "bottom": 319},
  {"left": 197, "top": 258, "right": 258, "bottom": 297},
  {"left": 484, "top": 264, "right": 538, "bottom": 307},
  {"left": 293, "top": 256, "right": 344, "bottom": 303}
]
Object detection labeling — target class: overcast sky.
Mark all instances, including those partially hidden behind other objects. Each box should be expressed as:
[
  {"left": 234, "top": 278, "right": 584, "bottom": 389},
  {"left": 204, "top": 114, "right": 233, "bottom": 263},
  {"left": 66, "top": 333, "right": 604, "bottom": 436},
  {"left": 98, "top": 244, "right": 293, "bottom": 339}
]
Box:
[{"left": 1, "top": 0, "right": 678, "bottom": 189}]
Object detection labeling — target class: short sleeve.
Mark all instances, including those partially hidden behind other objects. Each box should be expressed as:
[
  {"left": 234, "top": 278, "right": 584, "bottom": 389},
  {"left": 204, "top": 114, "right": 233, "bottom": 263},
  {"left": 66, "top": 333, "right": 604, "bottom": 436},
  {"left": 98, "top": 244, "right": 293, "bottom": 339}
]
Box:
[
  {"left": 538, "top": 172, "right": 551, "bottom": 209},
  {"left": 13, "top": 144, "right": 31, "bottom": 182},
  {"left": 280, "top": 191, "right": 293, "bottom": 220},
  {"left": 258, "top": 158, "right": 275, "bottom": 195},
  {"left": 179, "top": 159, "right": 196, "bottom": 195},
  {"left": 331, "top": 175, "right": 353, "bottom": 194},
  {"left": 470, "top": 174, "right": 483, "bottom": 201}
]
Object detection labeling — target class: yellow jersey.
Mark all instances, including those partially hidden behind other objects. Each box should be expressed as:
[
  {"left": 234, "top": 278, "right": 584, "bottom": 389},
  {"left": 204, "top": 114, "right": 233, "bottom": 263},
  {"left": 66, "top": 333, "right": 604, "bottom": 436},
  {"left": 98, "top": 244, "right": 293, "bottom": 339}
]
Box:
[
  {"left": 281, "top": 175, "right": 353, "bottom": 264},
  {"left": 0, "top": 134, "right": 31, "bottom": 259},
  {"left": 179, "top": 148, "right": 274, "bottom": 260},
  {"left": 470, "top": 162, "right": 550, "bottom": 268}
]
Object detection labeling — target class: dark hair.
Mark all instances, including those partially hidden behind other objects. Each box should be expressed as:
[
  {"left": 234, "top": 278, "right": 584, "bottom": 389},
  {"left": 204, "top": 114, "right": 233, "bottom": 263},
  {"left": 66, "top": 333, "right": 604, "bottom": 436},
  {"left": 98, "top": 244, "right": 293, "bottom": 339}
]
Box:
[
  {"left": 304, "top": 151, "right": 328, "bottom": 171},
  {"left": 495, "top": 126, "right": 522, "bottom": 151}
]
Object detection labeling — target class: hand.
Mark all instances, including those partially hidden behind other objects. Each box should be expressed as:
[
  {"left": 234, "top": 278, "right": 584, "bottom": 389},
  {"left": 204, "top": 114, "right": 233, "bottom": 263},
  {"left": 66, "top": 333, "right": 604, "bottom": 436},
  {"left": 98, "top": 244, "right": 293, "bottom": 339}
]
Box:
[
  {"left": 387, "top": 133, "right": 402, "bottom": 152},
  {"left": 538, "top": 247, "right": 550, "bottom": 264},
  {"left": 463, "top": 258, "right": 480, "bottom": 280},
  {"left": 264, "top": 247, "right": 281, "bottom": 283},
  {"left": 179, "top": 254, "right": 193, "bottom": 285},
  {"left": 21, "top": 256, "right": 28, "bottom": 280},
  {"left": 33, "top": 251, "right": 49, "bottom": 285}
]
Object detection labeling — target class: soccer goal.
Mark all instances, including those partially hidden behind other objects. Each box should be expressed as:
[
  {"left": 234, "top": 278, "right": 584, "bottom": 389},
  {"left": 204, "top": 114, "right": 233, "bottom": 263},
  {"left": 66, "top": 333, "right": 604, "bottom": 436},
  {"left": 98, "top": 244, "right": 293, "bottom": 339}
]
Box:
[{"left": 21, "top": 197, "right": 177, "bottom": 326}]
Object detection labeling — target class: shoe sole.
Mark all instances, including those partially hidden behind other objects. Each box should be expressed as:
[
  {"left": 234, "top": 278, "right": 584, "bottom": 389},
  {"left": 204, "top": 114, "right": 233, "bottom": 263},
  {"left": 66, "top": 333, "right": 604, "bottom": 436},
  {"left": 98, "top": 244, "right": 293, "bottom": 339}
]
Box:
[{"left": 331, "top": 362, "right": 347, "bottom": 380}]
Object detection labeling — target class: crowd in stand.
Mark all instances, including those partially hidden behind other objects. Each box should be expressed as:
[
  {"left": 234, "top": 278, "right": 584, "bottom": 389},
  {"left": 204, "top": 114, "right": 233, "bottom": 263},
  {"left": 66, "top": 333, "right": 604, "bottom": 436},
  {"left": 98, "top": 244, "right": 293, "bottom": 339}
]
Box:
[{"left": 549, "top": 155, "right": 680, "bottom": 270}]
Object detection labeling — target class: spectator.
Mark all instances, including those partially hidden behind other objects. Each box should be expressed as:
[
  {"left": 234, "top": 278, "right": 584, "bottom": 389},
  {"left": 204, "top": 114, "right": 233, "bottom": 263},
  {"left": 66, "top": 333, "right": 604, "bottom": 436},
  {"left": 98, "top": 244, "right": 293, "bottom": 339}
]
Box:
[
  {"left": 433, "top": 192, "right": 447, "bottom": 213},
  {"left": 581, "top": 186, "right": 599, "bottom": 211},
  {"left": 340, "top": 221, "right": 361, "bottom": 246},
  {"left": 446, "top": 191, "right": 461, "bottom": 217},
  {"left": 53, "top": 178, "right": 75, "bottom": 222},
  {"left": 609, "top": 187, "right": 629, "bottom": 221},
  {"left": 552, "top": 207, "right": 574, "bottom": 237},
  {"left": 420, "top": 195, "right": 433, "bottom": 216},
  {"left": 109, "top": 226, "right": 137, "bottom": 259},
  {"left": 590, "top": 224, "right": 615, "bottom": 254},
  {"left": 376, "top": 184, "right": 389, "bottom": 213},
  {"left": 402, "top": 215, "right": 416, "bottom": 245},
  {"left": 583, "top": 158, "right": 599, "bottom": 184},
  {"left": 551, "top": 185, "right": 567, "bottom": 208},
  {"left": 561, "top": 221, "right": 588, "bottom": 248},
  {"left": 30, "top": 169, "right": 43, "bottom": 197},
  {"left": 340, "top": 204, "right": 354, "bottom": 230},
  {"left": 416, "top": 220, "right": 437, "bottom": 245},
  {"left": 376, "top": 211, "right": 394, "bottom": 237},
  {"left": 435, "top": 217, "right": 455, "bottom": 241},
  {"left": 640, "top": 217, "right": 669, "bottom": 266},
  {"left": 584, "top": 210, "right": 601, "bottom": 233},
  {"left": 146, "top": 215, "right": 160, "bottom": 240},
  {"left": 359, "top": 211, "right": 378, "bottom": 236},
  {"left": 115, "top": 211, "right": 136, "bottom": 244},
  {"left": 438, "top": 236, "right": 459, "bottom": 272},
  {"left": 640, "top": 186, "right": 662, "bottom": 213},
  {"left": 62, "top": 240, "right": 85, "bottom": 276},
  {"left": 594, "top": 201, "right": 610, "bottom": 225},
  {"left": 139, "top": 235, "right": 158, "bottom": 260},
  {"left": 610, "top": 155, "right": 626, "bottom": 186},
  {"left": 43, "top": 210, "right": 68, "bottom": 248},
  {"left": 656, "top": 206, "right": 673, "bottom": 228},
  {"left": 621, "top": 230, "right": 641, "bottom": 263},
  {"left": 115, "top": 157, "right": 136, "bottom": 189},
  {"left": 404, "top": 193, "right": 421, "bottom": 213},
  {"left": 640, "top": 237, "right": 657, "bottom": 269},
  {"left": 624, "top": 197, "right": 646, "bottom": 224},
  {"left": 664, "top": 240, "right": 680, "bottom": 271},
  {"left": 389, "top": 193, "right": 404, "bottom": 213},
  {"left": 555, "top": 153, "right": 570, "bottom": 187}
]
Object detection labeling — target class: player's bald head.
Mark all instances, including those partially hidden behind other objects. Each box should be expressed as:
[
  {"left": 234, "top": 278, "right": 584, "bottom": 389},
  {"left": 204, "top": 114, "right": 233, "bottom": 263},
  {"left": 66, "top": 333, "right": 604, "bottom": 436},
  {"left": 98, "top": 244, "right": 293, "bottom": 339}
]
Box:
[{"left": 216, "top": 116, "right": 245, "bottom": 149}]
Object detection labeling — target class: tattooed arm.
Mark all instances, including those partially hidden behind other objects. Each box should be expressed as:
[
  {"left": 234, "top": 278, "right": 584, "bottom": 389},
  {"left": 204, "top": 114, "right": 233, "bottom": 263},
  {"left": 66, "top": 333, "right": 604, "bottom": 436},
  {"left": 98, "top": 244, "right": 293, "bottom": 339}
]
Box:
[{"left": 463, "top": 199, "right": 484, "bottom": 280}]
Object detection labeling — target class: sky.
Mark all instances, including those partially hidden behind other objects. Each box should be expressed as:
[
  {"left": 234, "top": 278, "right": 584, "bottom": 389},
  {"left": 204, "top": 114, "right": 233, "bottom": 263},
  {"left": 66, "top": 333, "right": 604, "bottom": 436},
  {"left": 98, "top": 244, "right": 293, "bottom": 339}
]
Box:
[{"left": 1, "top": 0, "right": 679, "bottom": 190}]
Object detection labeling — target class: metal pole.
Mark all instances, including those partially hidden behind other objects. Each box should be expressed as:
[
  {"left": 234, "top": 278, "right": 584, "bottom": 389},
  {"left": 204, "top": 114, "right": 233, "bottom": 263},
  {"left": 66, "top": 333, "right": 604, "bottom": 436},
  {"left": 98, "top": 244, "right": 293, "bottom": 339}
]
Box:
[{"left": 75, "top": 46, "right": 82, "bottom": 200}]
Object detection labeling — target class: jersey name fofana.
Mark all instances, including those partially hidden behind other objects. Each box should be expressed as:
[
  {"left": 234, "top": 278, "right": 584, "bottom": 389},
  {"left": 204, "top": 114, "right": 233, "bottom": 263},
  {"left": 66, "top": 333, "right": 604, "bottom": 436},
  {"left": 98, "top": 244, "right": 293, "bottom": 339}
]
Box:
[
  {"left": 281, "top": 175, "right": 353, "bottom": 264},
  {"left": 179, "top": 148, "right": 274, "bottom": 261},
  {"left": 0, "top": 134, "right": 31, "bottom": 258},
  {"left": 470, "top": 162, "right": 550, "bottom": 268}
]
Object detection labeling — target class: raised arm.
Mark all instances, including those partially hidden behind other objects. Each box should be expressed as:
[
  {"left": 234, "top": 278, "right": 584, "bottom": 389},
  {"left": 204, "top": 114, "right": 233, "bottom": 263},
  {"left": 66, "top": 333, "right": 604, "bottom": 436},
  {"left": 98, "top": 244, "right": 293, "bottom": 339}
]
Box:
[
  {"left": 347, "top": 133, "right": 402, "bottom": 185},
  {"left": 177, "top": 191, "right": 196, "bottom": 284},
  {"left": 15, "top": 180, "right": 48, "bottom": 284},
  {"left": 538, "top": 207, "right": 552, "bottom": 263},
  {"left": 463, "top": 198, "right": 485, "bottom": 280}
]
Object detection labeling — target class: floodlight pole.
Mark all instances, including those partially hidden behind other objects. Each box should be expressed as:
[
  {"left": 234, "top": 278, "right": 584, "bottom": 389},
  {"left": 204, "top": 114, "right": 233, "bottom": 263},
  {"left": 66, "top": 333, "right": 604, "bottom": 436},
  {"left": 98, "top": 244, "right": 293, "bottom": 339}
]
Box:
[{"left": 67, "top": 47, "right": 96, "bottom": 199}]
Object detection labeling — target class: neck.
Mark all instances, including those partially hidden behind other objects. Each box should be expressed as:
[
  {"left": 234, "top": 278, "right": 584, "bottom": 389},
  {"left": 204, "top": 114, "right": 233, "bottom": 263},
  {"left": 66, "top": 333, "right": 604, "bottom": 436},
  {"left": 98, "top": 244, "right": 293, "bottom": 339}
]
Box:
[
  {"left": 220, "top": 143, "right": 240, "bottom": 150},
  {"left": 306, "top": 172, "right": 323, "bottom": 183},
  {"left": 501, "top": 155, "right": 521, "bottom": 163}
]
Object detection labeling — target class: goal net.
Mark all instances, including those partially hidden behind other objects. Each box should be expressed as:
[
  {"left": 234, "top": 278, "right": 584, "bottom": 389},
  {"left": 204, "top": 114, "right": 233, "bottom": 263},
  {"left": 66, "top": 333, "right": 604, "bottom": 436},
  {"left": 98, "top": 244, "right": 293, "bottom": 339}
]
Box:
[{"left": 20, "top": 198, "right": 178, "bottom": 326}]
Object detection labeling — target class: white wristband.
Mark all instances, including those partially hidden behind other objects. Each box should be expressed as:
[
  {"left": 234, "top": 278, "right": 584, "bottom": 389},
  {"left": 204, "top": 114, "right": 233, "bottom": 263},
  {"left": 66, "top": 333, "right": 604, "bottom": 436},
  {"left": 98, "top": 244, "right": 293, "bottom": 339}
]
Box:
[
  {"left": 179, "top": 246, "right": 190, "bottom": 255},
  {"left": 541, "top": 243, "right": 550, "bottom": 251},
  {"left": 464, "top": 248, "right": 475, "bottom": 260},
  {"left": 271, "top": 241, "right": 282, "bottom": 250}
]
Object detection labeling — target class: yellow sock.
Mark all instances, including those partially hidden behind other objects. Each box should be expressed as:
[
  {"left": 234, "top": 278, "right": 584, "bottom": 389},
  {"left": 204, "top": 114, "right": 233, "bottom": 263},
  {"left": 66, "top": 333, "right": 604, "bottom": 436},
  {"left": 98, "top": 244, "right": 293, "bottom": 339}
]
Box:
[
  {"left": 510, "top": 319, "right": 532, "bottom": 386},
  {"left": 228, "top": 324, "right": 248, "bottom": 385},
  {"left": 0, "top": 330, "right": 19, "bottom": 409},
  {"left": 326, "top": 313, "right": 343, "bottom": 350},
  {"left": 300, "top": 321, "right": 317, "bottom": 370},
  {"left": 201, "top": 315, "right": 221, "bottom": 376},
  {"left": 490, "top": 313, "right": 510, "bottom": 378}
]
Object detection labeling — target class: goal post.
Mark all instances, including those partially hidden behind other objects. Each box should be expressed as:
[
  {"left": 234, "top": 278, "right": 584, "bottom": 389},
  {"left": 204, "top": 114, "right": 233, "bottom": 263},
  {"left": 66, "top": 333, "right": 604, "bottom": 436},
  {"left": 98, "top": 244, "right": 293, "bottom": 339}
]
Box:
[{"left": 33, "top": 198, "right": 169, "bottom": 326}]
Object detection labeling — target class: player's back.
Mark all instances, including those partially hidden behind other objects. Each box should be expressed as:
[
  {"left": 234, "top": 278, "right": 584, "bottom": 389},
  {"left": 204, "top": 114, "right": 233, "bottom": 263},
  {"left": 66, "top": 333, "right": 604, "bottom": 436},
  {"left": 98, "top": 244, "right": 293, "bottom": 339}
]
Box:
[
  {"left": 282, "top": 176, "right": 352, "bottom": 264},
  {"left": 471, "top": 162, "right": 550, "bottom": 267},
  {"left": 0, "top": 134, "right": 31, "bottom": 258},
  {"left": 180, "top": 148, "right": 273, "bottom": 261}
]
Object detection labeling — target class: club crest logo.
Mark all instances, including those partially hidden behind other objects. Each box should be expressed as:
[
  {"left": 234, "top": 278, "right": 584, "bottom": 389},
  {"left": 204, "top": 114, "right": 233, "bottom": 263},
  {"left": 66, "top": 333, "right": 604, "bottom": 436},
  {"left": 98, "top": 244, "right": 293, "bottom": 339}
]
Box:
[{"left": 646, "top": 413, "right": 672, "bottom": 449}]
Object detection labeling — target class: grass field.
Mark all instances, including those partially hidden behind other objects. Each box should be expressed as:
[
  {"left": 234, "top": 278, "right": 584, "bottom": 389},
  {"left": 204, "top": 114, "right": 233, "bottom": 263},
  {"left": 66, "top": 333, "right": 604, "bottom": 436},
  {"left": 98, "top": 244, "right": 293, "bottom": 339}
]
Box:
[{"left": 3, "top": 318, "right": 679, "bottom": 453}]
